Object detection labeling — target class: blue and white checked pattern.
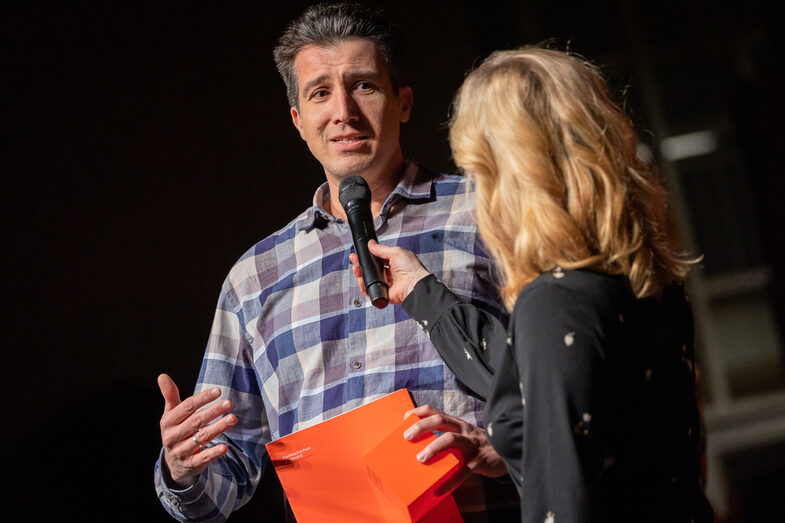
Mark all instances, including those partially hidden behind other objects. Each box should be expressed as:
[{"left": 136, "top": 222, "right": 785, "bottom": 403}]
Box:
[{"left": 155, "top": 162, "right": 510, "bottom": 521}]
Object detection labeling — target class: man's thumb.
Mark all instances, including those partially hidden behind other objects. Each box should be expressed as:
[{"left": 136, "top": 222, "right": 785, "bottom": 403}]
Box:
[{"left": 158, "top": 373, "right": 181, "bottom": 412}]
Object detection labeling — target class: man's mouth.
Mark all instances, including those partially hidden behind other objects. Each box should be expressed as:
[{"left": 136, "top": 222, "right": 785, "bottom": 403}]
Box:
[
  {"left": 331, "top": 135, "right": 368, "bottom": 143},
  {"left": 330, "top": 134, "right": 370, "bottom": 151}
]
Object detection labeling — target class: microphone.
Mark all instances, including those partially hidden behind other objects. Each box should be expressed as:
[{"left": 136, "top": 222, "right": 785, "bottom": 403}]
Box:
[{"left": 339, "top": 176, "right": 389, "bottom": 309}]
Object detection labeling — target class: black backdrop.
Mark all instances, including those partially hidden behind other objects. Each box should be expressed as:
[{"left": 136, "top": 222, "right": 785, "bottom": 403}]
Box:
[{"left": 4, "top": 1, "right": 784, "bottom": 521}]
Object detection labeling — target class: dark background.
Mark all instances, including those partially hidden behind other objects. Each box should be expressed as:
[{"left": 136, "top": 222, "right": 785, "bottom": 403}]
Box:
[{"left": 4, "top": 1, "right": 784, "bottom": 521}]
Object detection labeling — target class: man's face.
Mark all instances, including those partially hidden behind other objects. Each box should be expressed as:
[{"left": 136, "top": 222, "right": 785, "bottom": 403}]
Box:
[{"left": 290, "top": 38, "right": 412, "bottom": 182}]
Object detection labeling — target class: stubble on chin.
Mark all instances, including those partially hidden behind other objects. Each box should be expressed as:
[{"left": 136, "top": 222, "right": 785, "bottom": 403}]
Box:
[{"left": 325, "top": 157, "right": 376, "bottom": 182}]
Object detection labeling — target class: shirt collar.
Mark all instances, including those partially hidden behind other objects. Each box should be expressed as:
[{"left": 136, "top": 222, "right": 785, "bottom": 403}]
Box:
[{"left": 297, "top": 160, "right": 434, "bottom": 232}]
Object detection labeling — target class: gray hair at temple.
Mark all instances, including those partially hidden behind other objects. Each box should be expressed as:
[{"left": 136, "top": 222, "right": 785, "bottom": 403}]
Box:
[{"left": 273, "top": 2, "right": 407, "bottom": 108}]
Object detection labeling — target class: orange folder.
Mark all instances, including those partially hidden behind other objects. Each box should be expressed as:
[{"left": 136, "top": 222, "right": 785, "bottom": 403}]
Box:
[{"left": 265, "top": 389, "right": 464, "bottom": 522}]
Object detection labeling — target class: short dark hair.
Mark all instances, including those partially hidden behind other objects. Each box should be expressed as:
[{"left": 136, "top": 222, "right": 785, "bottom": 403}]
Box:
[{"left": 273, "top": 2, "right": 407, "bottom": 107}]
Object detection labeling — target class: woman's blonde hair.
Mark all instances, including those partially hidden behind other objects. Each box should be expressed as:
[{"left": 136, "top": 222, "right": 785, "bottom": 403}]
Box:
[{"left": 449, "top": 47, "right": 693, "bottom": 310}]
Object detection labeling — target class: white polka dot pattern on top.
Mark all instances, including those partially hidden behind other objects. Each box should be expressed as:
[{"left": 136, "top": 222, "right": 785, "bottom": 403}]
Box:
[
  {"left": 443, "top": 270, "right": 711, "bottom": 520},
  {"left": 574, "top": 414, "right": 591, "bottom": 436}
]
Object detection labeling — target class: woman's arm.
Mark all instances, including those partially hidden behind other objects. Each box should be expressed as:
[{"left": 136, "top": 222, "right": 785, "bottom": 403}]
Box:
[
  {"left": 403, "top": 274, "right": 505, "bottom": 398},
  {"left": 350, "top": 240, "right": 506, "bottom": 399}
]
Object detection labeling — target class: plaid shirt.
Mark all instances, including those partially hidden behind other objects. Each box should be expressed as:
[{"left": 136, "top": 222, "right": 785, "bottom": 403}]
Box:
[{"left": 155, "top": 162, "right": 518, "bottom": 521}]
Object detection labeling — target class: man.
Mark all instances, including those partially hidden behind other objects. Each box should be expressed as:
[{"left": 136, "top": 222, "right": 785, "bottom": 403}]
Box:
[{"left": 154, "top": 4, "right": 519, "bottom": 521}]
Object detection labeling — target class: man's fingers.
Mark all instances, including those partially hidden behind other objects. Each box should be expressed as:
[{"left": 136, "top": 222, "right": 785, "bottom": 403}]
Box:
[
  {"left": 158, "top": 374, "right": 181, "bottom": 413},
  {"left": 199, "top": 399, "right": 234, "bottom": 428},
  {"left": 163, "top": 387, "right": 222, "bottom": 428},
  {"left": 188, "top": 443, "right": 229, "bottom": 468},
  {"left": 182, "top": 400, "right": 234, "bottom": 446},
  {"left": 162, "top": 397, "right": 231, "bottom": 448},
  {"left": 168, "top": 410, "right": 237, "bottom": 459},
  {"left": 161, "top": 398, "right": 233, "bottom": 488},
  {"left": 191, "top": 411, "right": 237, "bottom": 452}
]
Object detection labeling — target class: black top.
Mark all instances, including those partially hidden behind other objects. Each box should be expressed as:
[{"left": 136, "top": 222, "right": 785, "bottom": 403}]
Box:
[{"left": 403, "top": 270, "right": 714, "bottom": 523}]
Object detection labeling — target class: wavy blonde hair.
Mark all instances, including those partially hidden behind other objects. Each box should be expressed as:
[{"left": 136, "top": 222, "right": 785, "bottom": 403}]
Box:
[{"left": 449, "top": 47, "right": 693, "bottom": 310}]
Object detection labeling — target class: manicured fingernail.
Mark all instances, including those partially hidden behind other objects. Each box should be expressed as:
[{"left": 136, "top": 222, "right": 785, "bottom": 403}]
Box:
[
  {"left": 416, "top": 451, "right": 427, "bottom": 463},
  {"left": 403, "top": 429, "right": 413, "bottom": 440},
  {"left": 221, "top": 400, "right": 231, "bottom": 408},
  {"left": 211, "top": 388, "right": 220, "bottom": 396},
  {"left": 226, "top": 414, "right": 236, "bottom": 424}
]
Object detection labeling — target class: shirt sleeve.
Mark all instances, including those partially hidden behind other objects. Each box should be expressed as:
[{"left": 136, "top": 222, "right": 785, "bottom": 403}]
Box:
[
  {"left": 508, "top": 280, "right": 606, "bottom": 523},
  {"left": 154, "top": 276, "right": 270, "bottom": 522},
  {"left": 402, "top": 274, "right": 507, "bottom": 399}
]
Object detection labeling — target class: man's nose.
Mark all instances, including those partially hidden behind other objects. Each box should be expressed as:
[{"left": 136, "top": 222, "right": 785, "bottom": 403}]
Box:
[{"left": 332, "top": 88, "right": 359, "bottom": 124}]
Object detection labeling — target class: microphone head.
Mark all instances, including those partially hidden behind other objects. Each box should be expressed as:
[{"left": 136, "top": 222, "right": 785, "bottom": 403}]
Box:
[{"left": 338, "top": 176, "right": 371, "bottom": 209}]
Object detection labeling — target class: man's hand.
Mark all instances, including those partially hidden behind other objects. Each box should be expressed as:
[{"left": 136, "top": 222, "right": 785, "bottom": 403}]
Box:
[
  {"left": 349, "top": 240, "right": 431, "bottom": 305},
  {"left": 403, "top": 405, "right": 508, "bottom": 495},
  {"left": 158, "top": 373, "right": 236, "bottom": 489}
]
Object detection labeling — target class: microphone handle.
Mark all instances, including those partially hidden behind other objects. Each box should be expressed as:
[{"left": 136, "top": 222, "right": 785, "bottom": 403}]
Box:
[{"left": 345, "top": 201, "right": 389, "bottom": 309}]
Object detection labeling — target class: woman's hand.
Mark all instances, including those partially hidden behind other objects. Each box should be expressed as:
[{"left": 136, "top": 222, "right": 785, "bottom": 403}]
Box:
[
  {"left": 349, "top": 240, "right": 431, "bottom": 305},
  {"left": 403, "top": 405, "right": 508, "bottom": 495}
]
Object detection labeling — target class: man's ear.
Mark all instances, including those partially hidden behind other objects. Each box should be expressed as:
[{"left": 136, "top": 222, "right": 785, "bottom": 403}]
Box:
[
  {"left": 290, "top": 106, "right": 305, "bottom": 139},
  {"left": 399, "top": 86, "right": 413, "bottom": 123}
]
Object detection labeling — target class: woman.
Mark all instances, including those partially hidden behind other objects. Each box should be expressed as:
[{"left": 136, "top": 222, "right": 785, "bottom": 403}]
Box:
[{"left": 352, "top": 47, "right": 714, "bottom": 522}]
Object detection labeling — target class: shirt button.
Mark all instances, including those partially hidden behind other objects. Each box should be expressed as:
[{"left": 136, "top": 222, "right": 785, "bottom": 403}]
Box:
[
  {"left": 353, "top": 298, "right": 362, "bottom": 307},
  {"left": 352, "top": 360, "right": 362, "bottom": 369}
]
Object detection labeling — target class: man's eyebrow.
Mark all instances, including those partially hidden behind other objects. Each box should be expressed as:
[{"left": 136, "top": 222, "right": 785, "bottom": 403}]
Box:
[
  {"left": 345, "top": 71, "right": 382, "bottom": 82},
  {"left": 301, "top": 71, "right": 384, "bottom": 96},
  {"left": 301, "top": 75, "right": 330, "bottom": 97}
]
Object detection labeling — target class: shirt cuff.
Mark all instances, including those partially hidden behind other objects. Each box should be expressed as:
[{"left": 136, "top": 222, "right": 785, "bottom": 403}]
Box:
[{"left": 402, "top": 274, "right": 462, "bottom": 333}]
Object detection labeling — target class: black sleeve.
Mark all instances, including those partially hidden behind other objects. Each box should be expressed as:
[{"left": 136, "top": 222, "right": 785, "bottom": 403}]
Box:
[
  {"left": 509, "top": 281, "right": 605, "bottom": 523},
  {"left": 402, "top": 275, "right": 507, "bottom": 399}
]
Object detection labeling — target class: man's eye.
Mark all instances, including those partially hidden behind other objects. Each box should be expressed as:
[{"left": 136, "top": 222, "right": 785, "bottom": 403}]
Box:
[
  {"left": 312, "top": 90, "right": 329, "bottom": 99},
  {"left": 356, "top": 82, "right": 374, "bottom": 91}
]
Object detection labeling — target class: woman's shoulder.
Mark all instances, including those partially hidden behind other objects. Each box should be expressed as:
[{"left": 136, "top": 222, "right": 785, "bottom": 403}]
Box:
[
  {"left": 512, "top": 269, "right": 631, "bottom": 336},
  {"left": 518, "top": 268, "right": 628, "bottom": 306}
]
